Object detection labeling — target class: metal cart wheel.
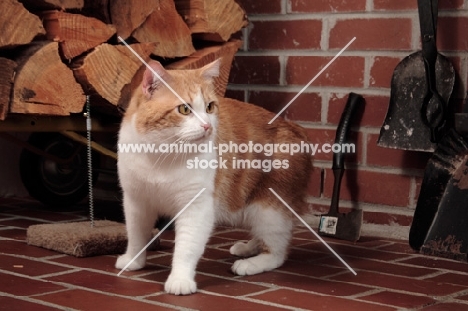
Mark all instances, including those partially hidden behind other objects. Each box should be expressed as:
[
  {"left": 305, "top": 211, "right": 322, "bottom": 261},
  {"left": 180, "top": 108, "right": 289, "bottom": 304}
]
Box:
[{"left": 19, "top": 132, "right": 100, "bottom": 208}]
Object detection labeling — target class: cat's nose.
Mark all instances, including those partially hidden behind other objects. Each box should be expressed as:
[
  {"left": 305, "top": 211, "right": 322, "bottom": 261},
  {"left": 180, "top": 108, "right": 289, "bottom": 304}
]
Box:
[{"left": 201, "top": 123, "right": 211, "bottom": 131}]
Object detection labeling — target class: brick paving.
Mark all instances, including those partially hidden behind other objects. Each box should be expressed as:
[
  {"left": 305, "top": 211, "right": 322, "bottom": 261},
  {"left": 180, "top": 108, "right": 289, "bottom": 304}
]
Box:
[{"left": 1, "top": 197, "right": 468, "bottom": 310}]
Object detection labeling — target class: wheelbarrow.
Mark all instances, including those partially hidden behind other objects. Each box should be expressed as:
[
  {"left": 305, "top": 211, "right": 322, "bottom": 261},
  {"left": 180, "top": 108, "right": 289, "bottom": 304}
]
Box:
[{"left": 0, "top": 113, "right": 120, "bottom": 207}]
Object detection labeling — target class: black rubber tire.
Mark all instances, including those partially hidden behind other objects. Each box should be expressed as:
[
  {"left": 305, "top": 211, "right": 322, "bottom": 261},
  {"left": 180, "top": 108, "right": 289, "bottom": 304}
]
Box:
[{"left": 19, "top": 132, "right": 100, "bottom": 208}]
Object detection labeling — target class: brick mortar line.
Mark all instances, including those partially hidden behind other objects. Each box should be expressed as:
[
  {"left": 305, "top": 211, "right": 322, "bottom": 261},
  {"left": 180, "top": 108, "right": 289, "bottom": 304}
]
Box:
[
  {"left": 429, "top": 288, "right": 468, "bottom": 305},
  {"left": 305, "top": 196, "right": 416, "bottom": 215},
  {"left": 131, "top": 252, "right": 390, "bottom": 301},
  {"left": 0, "top": 213, "right": 87, "bottom": 224},
  {"left": 409, "top": 177, "right": 418, "bottom": 209},
  {"left": 373, "top": 241, "right": 407, "bottom": 250},
  {"left": 204, "top": 241, "right": 244, "bottom": 248},
  {"left": 30, "top": 281, "right": 188, "bottom": 311},
  {"left": 0, "top": 216, "right": 18, "bottom": 222},
  {"left": 128, "top": 267, "right": 169, "bottom": 279},
  {"left": 302, "top": 219, "right": 411, "bottom": 241},
  {"left": 320, "top": 15, "right": 330, "bottom": 50},
  {"left": 197, "top": 288, "right": 311, "bottom": 311},
  {"left": 280, "top": 0, "right": 287, "bottom": 14},
  {"left": 0, "top": 252, "right": 170, "bottom": 283},
  {"left": 233, "top": 50, "right": 417, "bottom": 57},
  {"left": 304, "top": 161, "right": 424, "bottom": 177},
  {"left": 363, "top": 56, "right": 372, "bottom": 89},
  {"left": 0, "top": 291, "right": 76, "bottom": 311},
  {"left": 259, "top": 247, "right": 455, "bottom": 278},
  {"left": 246, "top": 11, "right": 468, "bottom": 21},
  {"left": 0, "top": 237, "right": 27, "bottom": 243},
  {"left": 361, "top": 131, "right": 369, "bottom": 165},
  {"left": 1, "top": 259, "right": 188, "bottom": 311},
  {"left": 420, "top": 268, "right": 468, "bottom": 278},
  {"left": 0, "top": 226, "right": 19, "bottom": 231},
  {"left": 226, "top": 86, "right": 393, "bottom": 101},
  {"left": 243, "top": 284, "right": 404, "bottom": 310},
  {"left": 247, "top": 12, "right": 423, "bottom": 21},
  {"left": 10, "top": 241, "right": 459, "bottom": 310},
  {"left": 415, "top": 270, "right": 452, "bottom": 280},
  {"left": 11, "top": 224, "right": 468, "bottom": 308},
  {"left": 392, "top": 255, "right": 468, "bottom": 276},
  {"left": 303, "top": 275, "right": 468, "bottom": 304}
]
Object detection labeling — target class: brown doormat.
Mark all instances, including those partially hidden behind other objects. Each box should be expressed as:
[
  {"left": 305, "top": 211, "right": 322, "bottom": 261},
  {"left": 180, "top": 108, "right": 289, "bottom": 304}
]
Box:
[{"left": 26, "top": 220, "right": 159, "bottom": 257}]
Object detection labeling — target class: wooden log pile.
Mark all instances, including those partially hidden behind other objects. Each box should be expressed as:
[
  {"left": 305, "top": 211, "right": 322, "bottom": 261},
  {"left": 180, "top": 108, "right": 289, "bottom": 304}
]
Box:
[{"left": 0, "top": 0, "right": 247, "bottom": 120}]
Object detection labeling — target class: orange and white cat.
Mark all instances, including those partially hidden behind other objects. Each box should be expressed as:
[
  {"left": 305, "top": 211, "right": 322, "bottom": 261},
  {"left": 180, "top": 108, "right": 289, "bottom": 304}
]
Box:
[{"left": 115, "top": 59, "right": 312, "bottom": 295}]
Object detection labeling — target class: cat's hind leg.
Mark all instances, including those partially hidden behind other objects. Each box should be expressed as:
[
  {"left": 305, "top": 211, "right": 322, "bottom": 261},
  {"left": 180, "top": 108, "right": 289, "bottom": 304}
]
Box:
[
  {"left": 231, "top": 206, "right": 293, "bottom": 276},
  {"left": 230, "top": 238, "right": 261, "bottom": 257}
]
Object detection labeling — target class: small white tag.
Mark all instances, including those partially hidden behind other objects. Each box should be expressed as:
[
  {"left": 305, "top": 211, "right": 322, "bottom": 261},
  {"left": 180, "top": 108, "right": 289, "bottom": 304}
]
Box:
[{"left": 319, "top": 216, "right": 338, "bottom": 235}]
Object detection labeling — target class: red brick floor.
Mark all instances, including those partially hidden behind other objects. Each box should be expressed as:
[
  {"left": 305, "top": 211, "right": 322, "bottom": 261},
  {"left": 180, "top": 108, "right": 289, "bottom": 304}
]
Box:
[{"left": 1, "top": 197, "right": 468, "bottom": 310}]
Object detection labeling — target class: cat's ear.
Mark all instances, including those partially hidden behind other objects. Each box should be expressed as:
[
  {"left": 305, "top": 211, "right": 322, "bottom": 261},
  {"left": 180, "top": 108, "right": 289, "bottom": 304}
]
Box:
[
  {"left": 200, "top": 58, "right": 221, "bottom": 80},
  {"left": 142, "top": 61, "right": 171, "bottom": 98}
]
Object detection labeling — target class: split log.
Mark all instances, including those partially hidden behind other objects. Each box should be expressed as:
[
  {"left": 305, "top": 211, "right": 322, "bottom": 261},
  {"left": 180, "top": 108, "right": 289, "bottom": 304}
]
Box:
[
  {"left": 73, "top": 43, "right": 156, "bottom": 106},
  {"left": 1, "top": 0, "right": 46, "bottom": 48},
  {"left": 0, "top": 58, "right": 17, "bottom": 120},
  {"left": 110, "top": 0, "right": 156, "bottom": 40},
  {"left": 132, "top": 0, "right": 195, "bottom": 58},
  {"left": 42, "top": 11, "right": 116, "bottom": 59},
  {"left": 118, "top": 40, "right": 242, "bottom": 112},
  {"left": 167, "top": 40, "right": 242, "bottom": 97},
  {"left": 10, "top": 42, "right": 85, "bottom": 115},
  {"left": 175, "top": 0, "right": 247, "bottom": 42},
  {"left": 19, "top": 0, "right": 84, "bottom": 11}
]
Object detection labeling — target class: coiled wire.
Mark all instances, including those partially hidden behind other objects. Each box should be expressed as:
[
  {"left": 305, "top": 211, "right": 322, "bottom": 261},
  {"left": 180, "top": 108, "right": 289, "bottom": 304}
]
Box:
[{"left": 85, "top": 96, "right": 94, "bottom": 228}]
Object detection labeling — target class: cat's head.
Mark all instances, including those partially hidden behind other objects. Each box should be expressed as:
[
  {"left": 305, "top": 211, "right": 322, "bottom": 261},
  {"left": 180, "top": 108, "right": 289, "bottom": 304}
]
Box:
[{"left": 130, "top": 59, "right": 221, "bottom": 144}]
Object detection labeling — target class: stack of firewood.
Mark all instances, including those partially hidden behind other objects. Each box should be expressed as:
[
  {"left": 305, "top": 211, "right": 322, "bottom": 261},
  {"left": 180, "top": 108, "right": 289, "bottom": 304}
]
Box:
[{"left": 0, "top": 0, "right": 247, "bottom": 120}]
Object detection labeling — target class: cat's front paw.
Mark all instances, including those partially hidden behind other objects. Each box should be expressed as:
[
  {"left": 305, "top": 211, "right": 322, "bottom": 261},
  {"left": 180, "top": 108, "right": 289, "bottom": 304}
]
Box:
[
  {"left": 115, "top": 253, "right": 145, "bottom": 271},
  {"left": 164, "top": 274, "right": 197, "bottom": 295}
]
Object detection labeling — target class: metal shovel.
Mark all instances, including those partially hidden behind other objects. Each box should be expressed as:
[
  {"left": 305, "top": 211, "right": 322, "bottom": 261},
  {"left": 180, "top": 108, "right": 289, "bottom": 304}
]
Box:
[
  {"left": 410, "top": 94, "right": 468, "bottom": 252},
  {"left": 377, "top": 0, "right": 455, "bottom": 152}
]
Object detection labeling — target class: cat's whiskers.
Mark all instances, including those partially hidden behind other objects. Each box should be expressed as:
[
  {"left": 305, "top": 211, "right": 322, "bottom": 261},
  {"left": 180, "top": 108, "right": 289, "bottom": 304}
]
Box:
[
  {"left": 167, "top": 138, "right": 188, "bottom": 170},
  {"left": 147, "top": 133, "right": 186, "bottom": 170}
]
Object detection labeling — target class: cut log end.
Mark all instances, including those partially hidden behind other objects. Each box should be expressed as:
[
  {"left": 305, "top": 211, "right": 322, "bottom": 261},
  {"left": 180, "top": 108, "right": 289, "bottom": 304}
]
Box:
[
  {"left": 0, "top": 58, "right": 17, "bottom": 120},
  {"left": 175, "top": 0, "right": 248, "bottom": 42},
  {"left": 1, "top": 0, "right": 46, "bottom": 49},
  {"left": 73, "top": 43, "right": 156, "bottom": 106},
  {"left": 132, "top": 1, "right": 195, "bottom": 58},
  {"left": 168, "top": 40, "right": 242, "bottom": 97},
  {"left": 42, "top": 11, "right": 117, "bottom": 60},
  {"left": 1, "top": 0, "right": 246, "bottom": 118},
  {"left": 10, "top": 42, "right": 85, "bottom": 116}
]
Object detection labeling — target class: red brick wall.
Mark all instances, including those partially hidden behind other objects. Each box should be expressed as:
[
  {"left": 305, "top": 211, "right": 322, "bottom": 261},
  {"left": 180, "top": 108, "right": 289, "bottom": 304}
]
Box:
[{"left": 227, "top": 0, "right": 468, "bottom": 231}]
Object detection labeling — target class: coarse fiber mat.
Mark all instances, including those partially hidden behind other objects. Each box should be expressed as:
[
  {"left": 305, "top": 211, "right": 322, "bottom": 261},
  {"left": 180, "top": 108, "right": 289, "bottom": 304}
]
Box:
[{"left": 27, "top": 220, "right": 159, "bottom": 257}]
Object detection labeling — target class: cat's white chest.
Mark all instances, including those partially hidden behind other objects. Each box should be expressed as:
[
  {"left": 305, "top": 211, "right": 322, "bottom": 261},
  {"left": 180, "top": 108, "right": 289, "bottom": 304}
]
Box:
[{"left": 117, "top": 119, "right": 217, "bottom": 209}]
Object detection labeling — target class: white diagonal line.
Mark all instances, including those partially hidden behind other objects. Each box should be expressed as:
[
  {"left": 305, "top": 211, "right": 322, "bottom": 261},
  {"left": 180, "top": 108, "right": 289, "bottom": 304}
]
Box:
[
  {"left": 268, "top": 188, "right": 357, "bottom": 276},
  {"left": 268, "top": 37, "right": 356, "bottom": 124},
  {"left": 117, "top": 36, "right": 207, "bottom": 124},
  {"left": 117, "top": 188, "right": 206, "bottom": 276}
]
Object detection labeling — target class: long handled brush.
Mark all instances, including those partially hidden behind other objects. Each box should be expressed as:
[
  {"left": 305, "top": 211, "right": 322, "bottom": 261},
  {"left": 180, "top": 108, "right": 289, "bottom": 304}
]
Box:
[{"left": 26, "top": 97, "right": 158, "bottom": 257}]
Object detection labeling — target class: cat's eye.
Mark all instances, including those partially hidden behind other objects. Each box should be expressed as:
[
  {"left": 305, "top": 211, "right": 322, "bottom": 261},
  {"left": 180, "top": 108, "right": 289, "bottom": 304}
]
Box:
[
  {"left": 178, "top": 104, "right": 191, "bottom": 115},
  {"left": 206, "top": 102, "right": 215, "bottom": 113}
]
